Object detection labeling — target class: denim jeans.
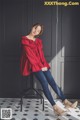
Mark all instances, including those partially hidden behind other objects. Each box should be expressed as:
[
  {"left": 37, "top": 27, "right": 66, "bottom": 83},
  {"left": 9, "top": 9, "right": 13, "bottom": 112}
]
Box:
[{"left": 33, "top": 69, "right": 66, "bottom": 106}]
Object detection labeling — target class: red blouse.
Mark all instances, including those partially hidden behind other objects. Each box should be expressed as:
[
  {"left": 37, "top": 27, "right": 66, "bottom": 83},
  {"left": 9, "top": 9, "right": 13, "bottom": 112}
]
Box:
[{"left": 20, "top": 36, "right": 51, "bottom": 76}]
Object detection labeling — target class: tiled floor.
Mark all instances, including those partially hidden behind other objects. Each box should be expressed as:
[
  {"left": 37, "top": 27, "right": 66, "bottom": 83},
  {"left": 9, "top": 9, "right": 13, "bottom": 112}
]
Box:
[
  {"left": 0, "top": 98, "right": 80, "bottom": 120},
  {"left": 0, "top": 98, "right": 58, "bottom": 120}
]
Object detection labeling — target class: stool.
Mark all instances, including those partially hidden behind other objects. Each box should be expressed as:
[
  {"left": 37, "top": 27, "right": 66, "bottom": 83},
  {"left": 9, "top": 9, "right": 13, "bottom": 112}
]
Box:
[{"left": 20, "top": 73, "right": 44, "bottom": 112}]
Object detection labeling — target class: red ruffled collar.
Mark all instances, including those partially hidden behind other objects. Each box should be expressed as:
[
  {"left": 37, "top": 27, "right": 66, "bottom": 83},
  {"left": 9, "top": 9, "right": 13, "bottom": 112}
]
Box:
[{"left": 21, "top": 36, "right": 41, "bottom": 49}]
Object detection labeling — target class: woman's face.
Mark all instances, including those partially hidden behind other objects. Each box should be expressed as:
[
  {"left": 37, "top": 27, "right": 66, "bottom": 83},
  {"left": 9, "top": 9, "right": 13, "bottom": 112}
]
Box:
[{"left": 31, "top": 25, "right": 41, "bottom": 37}]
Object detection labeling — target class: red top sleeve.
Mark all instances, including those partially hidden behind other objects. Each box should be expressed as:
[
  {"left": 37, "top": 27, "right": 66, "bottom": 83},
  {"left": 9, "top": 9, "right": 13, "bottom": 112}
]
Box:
[
  {"left": 38, "top": 40, "right": 50, "bottom": 66},
  {"left": 21, "top": 37, "right": 44, "bottom": 68}
]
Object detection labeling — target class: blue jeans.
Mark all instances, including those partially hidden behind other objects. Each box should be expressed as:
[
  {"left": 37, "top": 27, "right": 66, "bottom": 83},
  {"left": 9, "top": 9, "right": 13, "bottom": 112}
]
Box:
[{"left": 33, "top": 69, "right": 66, "bottom": 106}]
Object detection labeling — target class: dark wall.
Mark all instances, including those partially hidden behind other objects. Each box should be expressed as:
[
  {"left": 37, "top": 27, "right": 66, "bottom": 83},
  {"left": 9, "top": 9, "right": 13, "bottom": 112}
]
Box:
[
  {"left": 0, "top": 0, "right": 56, "bottom": 97},
  {"left": 0, "top": 0, "right": 23, "bottom": 97},
  {"left": 0, "top": 0, "right": 80, "bottom": 98},
  {"left": 61, "top": 5, "right": 80, "bottom": 98}
]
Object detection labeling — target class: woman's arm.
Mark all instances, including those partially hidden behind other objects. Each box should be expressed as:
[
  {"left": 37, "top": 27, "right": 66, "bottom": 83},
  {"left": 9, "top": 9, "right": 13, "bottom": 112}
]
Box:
[
  {"left": 39, "top": 40, "right": 49, "bottom": 65},
  {"left": 21, "top": 38, "right": 44, "bottom": 67},
  {"left": 24, "top": 45, "right": 43, "bottom": 66},
  {"left": 24, "top": 46, "right": 48, "bottom": 71}
]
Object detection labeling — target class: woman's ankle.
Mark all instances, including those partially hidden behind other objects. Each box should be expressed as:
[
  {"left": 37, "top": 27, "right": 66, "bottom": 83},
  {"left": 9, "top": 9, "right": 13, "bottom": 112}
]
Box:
[
  {"left": 52, "top": 104, "right": 62, "bottom": 110},
  {"left": 52, "top": 104, "right": 57, "bottom": 109},
  {"left": 62, "top": 99, "right": 68, "bottom": 104}
]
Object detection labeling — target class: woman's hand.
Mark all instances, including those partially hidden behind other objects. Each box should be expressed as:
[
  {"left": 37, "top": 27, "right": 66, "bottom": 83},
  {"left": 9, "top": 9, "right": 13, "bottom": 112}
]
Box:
[{"left": 41, "top": 67, "right": 48, "bottom": 71}]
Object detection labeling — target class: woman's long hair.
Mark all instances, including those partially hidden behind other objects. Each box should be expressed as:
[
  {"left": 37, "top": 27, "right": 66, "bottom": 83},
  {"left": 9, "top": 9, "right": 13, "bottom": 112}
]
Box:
[{"left": 28, "top": 23, "right": 44, "bottom": 38}]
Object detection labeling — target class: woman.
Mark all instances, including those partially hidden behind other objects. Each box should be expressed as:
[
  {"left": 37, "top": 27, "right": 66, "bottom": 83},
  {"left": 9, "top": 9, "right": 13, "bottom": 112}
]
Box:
[{"left": 20, "top": 23, "right": 78, "bottom": 116}]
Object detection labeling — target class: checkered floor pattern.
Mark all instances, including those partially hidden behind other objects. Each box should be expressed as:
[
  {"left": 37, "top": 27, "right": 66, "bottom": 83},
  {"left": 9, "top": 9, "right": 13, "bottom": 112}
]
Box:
[
  {"left": 0, "top": 98, "right": 58, "bottom": 120},
  {"left": 0, "top": 98, "right": 80, "bottom": 120}
]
